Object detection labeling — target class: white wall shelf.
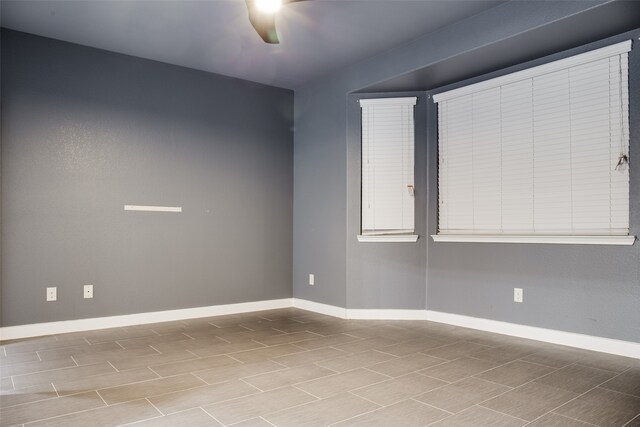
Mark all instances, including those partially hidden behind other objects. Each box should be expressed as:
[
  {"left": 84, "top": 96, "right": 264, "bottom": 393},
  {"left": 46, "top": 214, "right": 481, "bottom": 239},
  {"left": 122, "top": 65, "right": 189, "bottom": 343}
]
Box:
[{"left": 124, "top": 205, "right": 182, "bottom": 213}]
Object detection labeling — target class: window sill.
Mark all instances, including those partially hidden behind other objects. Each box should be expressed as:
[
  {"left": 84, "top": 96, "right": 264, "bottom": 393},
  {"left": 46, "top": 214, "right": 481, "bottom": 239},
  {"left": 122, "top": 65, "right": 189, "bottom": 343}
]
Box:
[
  {"left": 357, "top": 234, "right": 419, "bottom": 243},
  {"left": 431, "top": 234, "right": 636, "bottom": 245}
]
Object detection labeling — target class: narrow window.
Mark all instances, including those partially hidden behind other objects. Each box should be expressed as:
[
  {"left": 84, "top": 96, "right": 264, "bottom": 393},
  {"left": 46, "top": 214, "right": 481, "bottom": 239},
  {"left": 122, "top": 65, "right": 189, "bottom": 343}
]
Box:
[{"left": 359, "top": 97, "right": 418, "bottom": 242}]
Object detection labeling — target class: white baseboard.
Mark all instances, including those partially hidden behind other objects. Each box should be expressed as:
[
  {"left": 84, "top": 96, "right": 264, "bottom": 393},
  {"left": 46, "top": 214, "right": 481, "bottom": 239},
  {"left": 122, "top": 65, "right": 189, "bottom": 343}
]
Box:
[
  {"left": 347, "top": 308, "right": 429, "bottom": 320},
  {"left": 3, "top": 297, "right": 638, "bottom": 359},
  {"left": 292, "top": 298, "right": 347, "bottom": 319},
  {"left": 293, "top": 298, "right": 639, "bottom": 359},
  {"left": 424, "top": 310, "right": 640, "bottom": 359},
  {"left": 291, "top": 299, "right": 426, "bottom": 320},
  {"left": 0, "top": 298, "right": 292, "bottom": 341}
]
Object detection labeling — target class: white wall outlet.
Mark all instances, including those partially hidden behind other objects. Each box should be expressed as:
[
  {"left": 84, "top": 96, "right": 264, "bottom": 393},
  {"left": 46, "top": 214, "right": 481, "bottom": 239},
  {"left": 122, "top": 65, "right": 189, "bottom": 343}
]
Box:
[
  {"left": 309, "top": 274, "right": 315, "bottom": 286},
  {"left": 514, "top": 288, "right": 523, "bottom": 303},
  {"left": 84, "top": 284, "right": 94, "bottom": 299},
  {"left": 46, "top": 287, "right": 57, "bottom": 302}
]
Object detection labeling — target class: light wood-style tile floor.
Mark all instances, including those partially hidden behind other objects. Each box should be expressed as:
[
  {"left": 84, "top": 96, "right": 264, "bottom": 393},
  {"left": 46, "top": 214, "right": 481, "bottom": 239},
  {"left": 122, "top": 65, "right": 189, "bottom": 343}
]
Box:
[{"left": 1, "top": 308, "right": 639, "bottom": 426}]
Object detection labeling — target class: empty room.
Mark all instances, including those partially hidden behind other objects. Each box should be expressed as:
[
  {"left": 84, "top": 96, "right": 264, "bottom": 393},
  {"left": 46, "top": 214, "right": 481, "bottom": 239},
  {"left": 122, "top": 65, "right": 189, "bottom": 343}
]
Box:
[{"left": 1, "top": 0, "right": 640, "bottom": 426}]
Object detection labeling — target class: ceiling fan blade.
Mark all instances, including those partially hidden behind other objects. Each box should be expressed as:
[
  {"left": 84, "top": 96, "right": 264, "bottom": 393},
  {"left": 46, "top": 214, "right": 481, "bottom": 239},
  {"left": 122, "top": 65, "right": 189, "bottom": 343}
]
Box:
[
  {"left": 245, "top": 0, "right": 280, "bottom": 44},
  {"left": 245, "top": 0, "right": 309, "bottom": 44}
]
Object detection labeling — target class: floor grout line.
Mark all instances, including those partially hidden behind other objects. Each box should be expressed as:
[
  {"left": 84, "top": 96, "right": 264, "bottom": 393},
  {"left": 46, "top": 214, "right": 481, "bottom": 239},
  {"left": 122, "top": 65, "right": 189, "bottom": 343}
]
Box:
[
  {"left": 466, "top": 373, "right": 535, "bottom": 389},
  {"left": 6, "top": 394, "right": 121, "bottom": 426},
  {"left": 290, "top": 383, "right": 322, "bottom": 400},
  {"left": 216, "top": 335, "right": 232, "bottom": 344},
  {"left": 361, "top": 366, "right": 394, "bottom": 379},
  {"left": 225, "top": 354, "right": 244, "bottom": 364},
  {"left": 518, "top": 364, "right": 620, "bottom": 426},
  {"left": 237, "top": 388, "right": 346, "bottom": 424},
  {"left": 199, "top": 406, "right": 226, "bottom": 425},
  {"left": 145, "top": 397, "right": 165, "bottom": 416},
  {"left": 147, "top": 344, "right": 163, "bottom": 355},
  {"left": 258, "top": 415, "right": 278, "bottom": 426},
  {"left": 317, "top": 391, "right": 385, "bottom": 425},
  {"left": 478, "top": 403, "right": 531, "bottom": 423},
  {"left": 545, "top": 412, "right": 601, "bottom": 426},
  {"left": 346, "top": 390, "right": 383, "bottom": 407},
  {"left": 595, "top": 385, "right": 640, "bottom": 400},
  {"left": 146, "top": 366, "right": 161, "bottom": 378},
  {"left": 429, "top": 373, "right": 535, "bottom": 418},
  {"left": 96, "top": 389, "right": 109, "bottom": 407},
  {"left": 118, "top": 414, "right": 165, "bottom": 426},
  {"left": 184, "top": 349, "right": 200, "bottom": 358},
  {"left": 512, "top": 357, "right": 569, "bottom": 370},
  {"left": 37, "top": 372, "right": 204, "bottom": 404},
  {"left": 410, "top": 397, "right": 455, "bottom": 415},
  {"left": 572, "top": 360, "right": 635, "bottom": 374},
  {"left": 622, "top": 412, "right": 640, "bottom": 427},
  {"left": 9, "top": 361, "right": 113, "bottom": 385},
  {"left": 50, "top": 381, "right": 60, "bottom": 398},
  {"left": 69, "top": 355, "right": 80, "bottom": 367},
  {"left": 238, "top": 376, "right": 265, "bottom": 392}
]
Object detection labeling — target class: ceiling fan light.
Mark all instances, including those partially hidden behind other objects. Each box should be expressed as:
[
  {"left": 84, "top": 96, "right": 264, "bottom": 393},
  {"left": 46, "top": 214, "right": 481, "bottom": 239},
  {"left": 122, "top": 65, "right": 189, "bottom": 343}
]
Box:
[{"left": 255, "top": 0, "right": 282, "bottom": 14}]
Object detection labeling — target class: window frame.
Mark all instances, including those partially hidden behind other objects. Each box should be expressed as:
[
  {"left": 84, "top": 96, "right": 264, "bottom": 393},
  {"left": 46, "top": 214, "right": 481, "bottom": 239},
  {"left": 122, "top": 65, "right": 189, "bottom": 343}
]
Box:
[
  {"left": 431, "top": 40, "right": 635, "bottom": 245},
  {"left": 358, "top": 96, "right": 419, "bottom": 243}
]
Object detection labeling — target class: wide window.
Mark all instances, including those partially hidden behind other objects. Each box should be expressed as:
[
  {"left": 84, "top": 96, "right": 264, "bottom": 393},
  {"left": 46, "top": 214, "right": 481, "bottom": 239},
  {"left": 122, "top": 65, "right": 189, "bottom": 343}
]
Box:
[
  {"left": 358, "top": 97, "right": 418, "bottom": 242},
  {"left": 433, "top": 41, "right": 634, "bottom": 245}
]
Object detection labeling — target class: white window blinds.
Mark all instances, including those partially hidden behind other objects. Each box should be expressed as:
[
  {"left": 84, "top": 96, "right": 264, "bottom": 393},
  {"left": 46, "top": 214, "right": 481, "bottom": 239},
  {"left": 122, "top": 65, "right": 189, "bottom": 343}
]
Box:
[
  {"left": 360, "top": 97, "right": 417, "bottom": 235},
  {"left": 434, "top": 41, "right": 631, "bottom": 240}
]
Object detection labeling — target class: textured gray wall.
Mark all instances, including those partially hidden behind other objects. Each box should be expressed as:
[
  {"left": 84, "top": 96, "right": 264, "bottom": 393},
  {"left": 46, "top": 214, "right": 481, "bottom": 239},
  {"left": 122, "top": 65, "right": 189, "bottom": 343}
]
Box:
[
  {"left": 293, "top": 1, "right": 639, "bottom": 342},
  {"left": 346, "top": 92, "right": 427, "bottom": 310},
  {"left": 1, "top": 29, "right": 294, "bottom": 327},
  {"left": 293, "top": 0, "right": 612, "bottom": 307},
  {"left": 426, "top": 31, "right": 640, "bottom": 343},
  {"left": 293, "top": 82, "right": 348, "bottom": 307}
]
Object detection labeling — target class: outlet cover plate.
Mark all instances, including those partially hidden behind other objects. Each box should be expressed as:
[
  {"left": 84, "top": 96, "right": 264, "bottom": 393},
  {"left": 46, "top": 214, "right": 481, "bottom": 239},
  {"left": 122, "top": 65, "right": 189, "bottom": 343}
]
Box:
[
  {"left": 84, "top": 285, "right": 94, "bottom": 299},
  {"left": 47, "top": 287, "right": 57, "bottom": 301},
  {"left": 514, "top": 288, "right": 523, "bottom": 303}
]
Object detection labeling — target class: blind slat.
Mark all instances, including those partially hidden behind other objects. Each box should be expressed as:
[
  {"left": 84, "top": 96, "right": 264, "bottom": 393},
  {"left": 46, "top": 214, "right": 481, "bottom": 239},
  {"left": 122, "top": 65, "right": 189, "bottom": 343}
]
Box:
[{"left": 436, "top": 45, "right": 630, "bottom": 236}]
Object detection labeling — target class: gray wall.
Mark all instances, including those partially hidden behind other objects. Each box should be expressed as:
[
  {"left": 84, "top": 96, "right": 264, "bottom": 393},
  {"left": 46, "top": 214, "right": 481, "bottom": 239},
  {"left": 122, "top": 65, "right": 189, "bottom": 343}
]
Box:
[
  {"left": 293, "top": 1, "right": 640, "bottom": 342},
  {"left": 1, "top": 29, "right": 294, "bottom": 327},
  {"left": 293, "top": 81, "right": 348, "bottom": 307},
  {"left": 346, "top": 92, "right": 427, "bottom": 310}
]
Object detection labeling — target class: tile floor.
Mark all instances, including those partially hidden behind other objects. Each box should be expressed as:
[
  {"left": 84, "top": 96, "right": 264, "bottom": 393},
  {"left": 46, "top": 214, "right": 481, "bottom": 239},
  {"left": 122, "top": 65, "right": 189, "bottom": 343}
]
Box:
[{"left": 1, "top": 308, "right": 639, "bottom": 426}]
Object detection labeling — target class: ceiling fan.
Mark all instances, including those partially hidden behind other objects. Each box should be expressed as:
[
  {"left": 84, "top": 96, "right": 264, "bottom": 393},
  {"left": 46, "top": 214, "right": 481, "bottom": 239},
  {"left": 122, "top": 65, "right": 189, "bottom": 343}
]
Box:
[{"left": 245, "top": 0, "right": 306, "bottom": 44}]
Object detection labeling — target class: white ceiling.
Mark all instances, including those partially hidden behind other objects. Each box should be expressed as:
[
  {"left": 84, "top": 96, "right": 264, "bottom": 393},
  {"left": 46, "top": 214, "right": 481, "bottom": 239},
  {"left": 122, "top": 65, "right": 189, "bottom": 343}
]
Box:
[{"left": 1, "top": 0, "right": 504, "bottom": 89}]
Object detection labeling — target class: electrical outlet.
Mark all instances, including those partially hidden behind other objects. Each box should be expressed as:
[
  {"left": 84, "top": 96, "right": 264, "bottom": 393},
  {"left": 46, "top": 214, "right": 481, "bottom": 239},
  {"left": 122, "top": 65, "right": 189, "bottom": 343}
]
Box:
[
  {"left": 46, "top": 287, "right": 57, "bottom": 302},
  {"left": 514, "top": 288, "right": 523, "bottom": 303},
  {"left": 309, "top": 274, "right": 315, "bottom": 286},
  {"left": 84, "top": 285, "right": 94, "bottom": 299}
]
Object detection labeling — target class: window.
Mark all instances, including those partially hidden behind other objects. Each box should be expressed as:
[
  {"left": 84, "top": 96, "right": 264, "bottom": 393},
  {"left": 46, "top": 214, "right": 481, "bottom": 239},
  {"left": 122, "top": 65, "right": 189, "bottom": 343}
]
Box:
[
  {"left": 358, "top": 97, "right": 418, "bottom": 242},
  {"left": 433, "top": 41, "right": 634, "bottom": 245}
]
